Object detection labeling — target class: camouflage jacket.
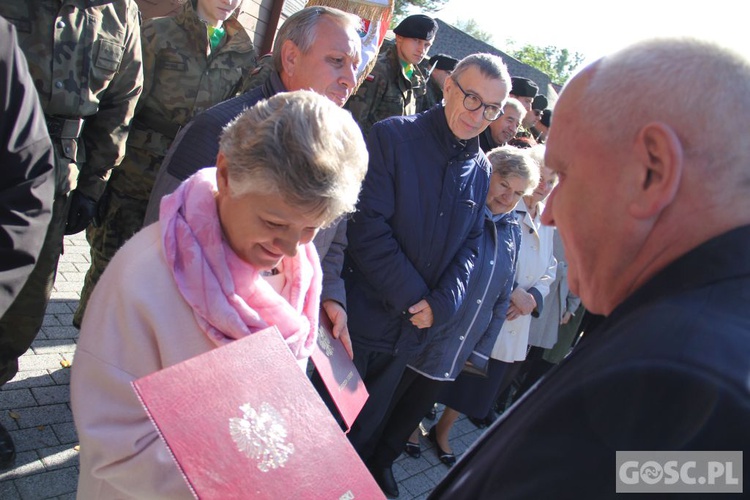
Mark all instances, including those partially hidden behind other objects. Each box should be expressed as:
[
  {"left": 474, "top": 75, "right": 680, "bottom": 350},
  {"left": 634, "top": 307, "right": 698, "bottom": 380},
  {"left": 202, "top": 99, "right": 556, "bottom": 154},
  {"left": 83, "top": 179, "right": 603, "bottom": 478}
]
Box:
[
  {"left": 0, "top": 0, "right": 143, "bottom": 201},
  {"left": 345, "top": 45, "right": 425, "bottom": 137},
  {"left": 112, "top": 1, "right": 257, "bottom": 200}
]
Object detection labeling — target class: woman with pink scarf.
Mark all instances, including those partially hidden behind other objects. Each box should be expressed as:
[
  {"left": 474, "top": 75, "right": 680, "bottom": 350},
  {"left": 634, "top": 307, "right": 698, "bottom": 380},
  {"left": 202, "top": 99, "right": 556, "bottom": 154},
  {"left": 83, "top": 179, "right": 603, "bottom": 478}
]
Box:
[{"left": 70, "top": 91, "right": 368, "bottom": 499}]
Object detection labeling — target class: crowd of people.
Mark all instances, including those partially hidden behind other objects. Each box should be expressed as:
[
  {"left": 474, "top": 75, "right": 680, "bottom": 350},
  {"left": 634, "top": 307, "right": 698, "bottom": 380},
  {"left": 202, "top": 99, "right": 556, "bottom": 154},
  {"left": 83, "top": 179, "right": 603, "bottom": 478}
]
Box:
[{"left": 0, "top": 1, "right": 748, "bottom": 498}]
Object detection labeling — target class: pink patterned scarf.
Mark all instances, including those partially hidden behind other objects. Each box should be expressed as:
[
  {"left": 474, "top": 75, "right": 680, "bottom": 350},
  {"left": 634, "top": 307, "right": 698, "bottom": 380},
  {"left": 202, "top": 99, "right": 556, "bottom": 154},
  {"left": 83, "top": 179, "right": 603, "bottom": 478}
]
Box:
[{"left": 159, "top": 167, "right": 321, "bottom": 362}]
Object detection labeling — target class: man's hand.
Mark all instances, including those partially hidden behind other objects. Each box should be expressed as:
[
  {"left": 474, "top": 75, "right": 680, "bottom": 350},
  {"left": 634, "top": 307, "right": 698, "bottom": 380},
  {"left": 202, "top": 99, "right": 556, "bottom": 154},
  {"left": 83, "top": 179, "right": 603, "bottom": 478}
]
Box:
[
  {"left": 408, "top": 299, "right": 434, "bottom": 329},
  {"left": 322, "top": 300, "right": 353, "bottom": 359},
  {"left": 506, "top": 288, "right": 537, "bottom": 320},
  {"left": 65, "top": 190, "right": 97, "bottom": 235},
  {"left": 561, "top": 311, "right": 573, "bottom": 325}
]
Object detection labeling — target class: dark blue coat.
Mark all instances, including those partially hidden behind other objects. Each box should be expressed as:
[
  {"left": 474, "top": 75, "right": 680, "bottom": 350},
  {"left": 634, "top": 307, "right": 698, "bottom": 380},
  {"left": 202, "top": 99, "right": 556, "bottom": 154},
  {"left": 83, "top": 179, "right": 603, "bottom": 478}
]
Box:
[
  {"left": 430, "top": 225, "right": 750, "bottom": 498},
  {"left": 408, "top": 210, "right": 521, "bottom": 380},
  {"left": 345, "top": 105, "right": 491, "bottom": 355}
]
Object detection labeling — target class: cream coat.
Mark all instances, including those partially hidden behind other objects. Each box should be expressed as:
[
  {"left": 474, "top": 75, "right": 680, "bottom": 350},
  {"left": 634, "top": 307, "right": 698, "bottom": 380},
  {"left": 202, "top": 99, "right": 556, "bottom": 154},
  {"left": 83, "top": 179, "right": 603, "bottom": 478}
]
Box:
[
  {"left": 527, "top": 230, "right": 582, "bottom": 349},
  {"left": 490, "top": 199, "right": 556, "bottom": 362}
]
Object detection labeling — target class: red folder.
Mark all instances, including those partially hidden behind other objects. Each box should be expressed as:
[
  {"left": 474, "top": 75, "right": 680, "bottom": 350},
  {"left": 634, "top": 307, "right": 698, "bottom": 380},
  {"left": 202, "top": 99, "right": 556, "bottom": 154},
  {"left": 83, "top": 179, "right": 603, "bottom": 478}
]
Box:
[
  {"left": 132, "top": 326, "right": 384, "bottom": 500},
  {"left": 310, "top": 313, "right": 369, "bottom": 431}
]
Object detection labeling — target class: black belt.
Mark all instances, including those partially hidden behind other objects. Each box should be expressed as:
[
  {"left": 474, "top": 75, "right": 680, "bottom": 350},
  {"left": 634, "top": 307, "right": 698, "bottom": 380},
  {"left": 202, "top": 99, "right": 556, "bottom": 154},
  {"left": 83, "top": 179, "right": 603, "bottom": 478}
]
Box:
[{"left": 45, "top": 115, "right": 85, "bottom": 139}]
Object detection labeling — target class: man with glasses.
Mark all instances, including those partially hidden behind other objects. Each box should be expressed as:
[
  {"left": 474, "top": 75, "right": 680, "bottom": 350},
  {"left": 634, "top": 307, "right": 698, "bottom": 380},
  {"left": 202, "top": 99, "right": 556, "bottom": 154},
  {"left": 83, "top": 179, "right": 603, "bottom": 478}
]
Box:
[
  {"left": 345, "top": 14, "right": 437, "bottom": 136},
  {"left": 344, "top": 53, "right": 510, "bottom": 497}
]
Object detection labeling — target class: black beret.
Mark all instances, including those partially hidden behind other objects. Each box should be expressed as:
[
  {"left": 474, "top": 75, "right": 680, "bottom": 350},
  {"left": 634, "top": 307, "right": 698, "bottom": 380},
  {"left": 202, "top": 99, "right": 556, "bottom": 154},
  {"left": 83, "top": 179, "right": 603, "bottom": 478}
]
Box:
[
  {"left": 510, "top": 77, "right": 539, "bottom": 98},
  {"left": 430, "top": 54, "right": 458, "bottom": 71},
  {"left": 393, "top": 14, "right": 438, "bottom": 41},
  {"left": 540, "top": 108, "right": 552, "bottom": 128},
  {"left": 532, "top": 94, "right": 548, "bottom": 110}
]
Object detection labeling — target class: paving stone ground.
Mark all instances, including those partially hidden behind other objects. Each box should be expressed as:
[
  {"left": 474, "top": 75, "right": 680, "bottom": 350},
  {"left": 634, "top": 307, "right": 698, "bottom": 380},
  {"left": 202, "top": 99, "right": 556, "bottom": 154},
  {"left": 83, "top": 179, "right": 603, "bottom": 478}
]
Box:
[{"left": 0, "top": 232, "right": 489, "bottom": 499}]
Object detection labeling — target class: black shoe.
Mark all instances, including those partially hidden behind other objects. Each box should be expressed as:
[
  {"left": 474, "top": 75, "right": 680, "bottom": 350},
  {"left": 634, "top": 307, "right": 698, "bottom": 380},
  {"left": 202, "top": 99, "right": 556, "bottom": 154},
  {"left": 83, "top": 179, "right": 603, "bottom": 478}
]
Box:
[
  {"left": 404, "top": 441, "right": 421, "bottom": 459},
  {"left": 492, "top": 398, "right": 505, "bottom": 415},
  {"left": 368, "top": 464, "right": 399, "bottom": 498},
  {"left": 0, "top": 423, "right": 16, "bottom": 470},
  {"left": 425, "top": 403, "right": 437, "bottom": 420},
  {"left": 428, "top": 426, "right": 456, "bottom": 467},
  {"left": 468, "top": 416, "right": 488, "bottom": 429}
]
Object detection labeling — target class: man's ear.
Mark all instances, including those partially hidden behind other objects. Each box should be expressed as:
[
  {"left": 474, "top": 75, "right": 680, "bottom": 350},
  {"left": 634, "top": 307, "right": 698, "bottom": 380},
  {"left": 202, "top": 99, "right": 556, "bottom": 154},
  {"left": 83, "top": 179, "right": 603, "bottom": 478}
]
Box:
[
  {"left": 280, "top": 39, "right": 298, "bottom": 78},
  {"left": 442, "top": 75, "right": 454, "bottom": 95},
  {"left": 628, "top": 122, "right": 683, "bottom": 219}
]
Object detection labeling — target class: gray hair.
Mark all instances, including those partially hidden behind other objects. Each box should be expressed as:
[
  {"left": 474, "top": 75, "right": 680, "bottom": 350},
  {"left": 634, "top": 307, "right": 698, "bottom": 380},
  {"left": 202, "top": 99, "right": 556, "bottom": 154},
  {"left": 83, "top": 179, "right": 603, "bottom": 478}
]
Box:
[
  {"left": 486, "top": 145, "right": 540, "bottom": 195},
  {"left": 527, "top": 144, "right": 546, "bottom": 169},
  {"left": 218, "top": 90, "right": 368, "bottom": 225},
  {"left": 527, "top": 144, "right": 557, "bottom": 187},
  {"left": 272, "top": 6, "right": 361, "bottom": 72},
  {"left": 581, "top": 38, "right": 750, "bottom": 187},
  {"left": 451, "top": 53, "right": 511, "bottom": 91},
  {"left": 504, "top": 97, "right": 527, "bottom": 121}
]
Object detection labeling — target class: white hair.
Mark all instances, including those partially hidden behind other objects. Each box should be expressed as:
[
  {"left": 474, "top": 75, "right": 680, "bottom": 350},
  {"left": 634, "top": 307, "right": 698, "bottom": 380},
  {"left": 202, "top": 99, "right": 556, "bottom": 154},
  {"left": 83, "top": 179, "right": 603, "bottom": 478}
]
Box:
[{"left": 582, "top": 38, "right": 750, "bottom": 188}]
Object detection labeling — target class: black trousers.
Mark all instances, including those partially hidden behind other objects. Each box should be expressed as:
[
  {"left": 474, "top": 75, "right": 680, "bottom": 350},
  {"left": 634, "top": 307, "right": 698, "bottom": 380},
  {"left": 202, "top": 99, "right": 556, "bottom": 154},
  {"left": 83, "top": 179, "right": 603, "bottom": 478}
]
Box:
[
  {"left": 0, "top": 194, "right": 68, "bottom": 385},
  {"left": 489, "top": 358, "right": 526, "bottom": 417},
  {"left": 346, "top": 345, "right": 410, "bottom": 461},
  {"left": 513, "top": 357, "right": 555, "bottom": 402},
  {"left": 369, "top": 369, "right": 445, "bottom": 468}
]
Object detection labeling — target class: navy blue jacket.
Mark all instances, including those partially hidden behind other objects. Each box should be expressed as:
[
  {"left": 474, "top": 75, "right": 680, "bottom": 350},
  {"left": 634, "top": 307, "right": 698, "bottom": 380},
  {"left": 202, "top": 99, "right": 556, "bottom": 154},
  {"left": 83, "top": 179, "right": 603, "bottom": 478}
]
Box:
[
  {"left": 408, "top": 210, "right": 520, "bottom": 380},
  {"left": 161, "top": 72, "right": 281, "bottom": 182},
  {"left": 345, "top": 105, "right": 491, "bottom": 355},
  {"left": 430, "top": 225, "right": 750, "bottom": 498}
]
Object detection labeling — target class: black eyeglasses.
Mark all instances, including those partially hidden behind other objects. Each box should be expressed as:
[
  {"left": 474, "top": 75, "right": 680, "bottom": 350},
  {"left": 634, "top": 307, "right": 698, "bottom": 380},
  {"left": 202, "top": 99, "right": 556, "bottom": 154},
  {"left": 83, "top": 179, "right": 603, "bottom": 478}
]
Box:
[{"left": 453, "top": 78, "right": 504, "bottom": 121}]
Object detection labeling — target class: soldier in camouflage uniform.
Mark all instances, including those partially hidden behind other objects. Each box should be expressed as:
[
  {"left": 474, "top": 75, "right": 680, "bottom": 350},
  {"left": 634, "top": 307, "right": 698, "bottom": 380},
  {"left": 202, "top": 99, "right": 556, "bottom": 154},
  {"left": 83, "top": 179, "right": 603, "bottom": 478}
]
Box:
[
  {"left": 74, "top": 0, "right": 258, "bottom": 326},
  {"left": 417, "top": 53, "right": 458, "bottom": 112},
  {"left": 509, "top": 76, "right": 539, "bottom": 138},
  {"left": 345, "top": 14, "right": 437, "bottom": 136},
  {"left": 0, "top": 0, "right": 143, "bottom": 383}
]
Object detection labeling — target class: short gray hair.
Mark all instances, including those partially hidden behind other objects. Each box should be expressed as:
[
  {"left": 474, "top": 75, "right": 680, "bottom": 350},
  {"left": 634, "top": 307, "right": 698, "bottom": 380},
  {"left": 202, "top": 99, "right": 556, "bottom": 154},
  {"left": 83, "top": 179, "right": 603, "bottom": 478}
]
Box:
[
  {"left": 451, "top": 53, "right": 511, "bottom": 91},
  {"left": 582, "top": 38, "right": 750, "bottom": 176},
  {"left": 486, "top": 145, "right": 540, "bottom": 195},
  {"left": 527, "top": 144, "right": 556, "bottom": 185},
  {"left": 218, "top": 90, "right": 368, "bottom": 225},
  {"left": 504, "top": 97, "right": 527, "bottom": 120},
  {"left": 272, "top": 6, "right": 360, "bottom": 72}
]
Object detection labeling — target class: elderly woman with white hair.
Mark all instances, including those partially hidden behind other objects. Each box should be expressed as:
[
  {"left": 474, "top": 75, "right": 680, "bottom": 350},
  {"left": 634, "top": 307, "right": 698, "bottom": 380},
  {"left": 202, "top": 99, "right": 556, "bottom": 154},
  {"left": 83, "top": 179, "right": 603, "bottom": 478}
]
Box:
[{"left": 70, "top": 90, "right": 368, "bottom": 499}]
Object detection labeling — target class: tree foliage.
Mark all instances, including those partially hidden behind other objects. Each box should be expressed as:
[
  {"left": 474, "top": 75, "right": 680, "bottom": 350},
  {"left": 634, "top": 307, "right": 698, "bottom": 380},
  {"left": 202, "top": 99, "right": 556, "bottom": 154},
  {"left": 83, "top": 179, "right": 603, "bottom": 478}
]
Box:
[
  {"left": 454, "top": 18, "right": 493, "bottom": 44},
  {"left": 508, "top": 44, "right": 585, "bottom": 85},
  {"left": 393, "top": 0, "right": 449, "bottom": 24}
]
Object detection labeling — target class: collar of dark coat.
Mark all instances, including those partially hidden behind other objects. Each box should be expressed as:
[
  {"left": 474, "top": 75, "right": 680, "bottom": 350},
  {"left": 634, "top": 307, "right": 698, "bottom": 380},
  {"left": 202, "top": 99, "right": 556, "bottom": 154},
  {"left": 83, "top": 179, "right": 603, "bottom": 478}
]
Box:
[
  {"left": 579, "top": 224, "right": 750, "bottom": 350},
  {"left": 480, "top": 127, "right": 501, "bottom": 153},
  {"left": 485, "top": 207, "right": 520, "bottom": 227},
  {"left": 266, "top": 71, "right": 286, "bottom": 97},
  {"left": 616, "top": 224, "right": 750, "bottom": 319},
  {"left": 423, "top": 105, "right": 483, "bottom": 160}
]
